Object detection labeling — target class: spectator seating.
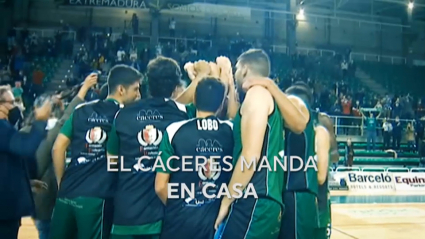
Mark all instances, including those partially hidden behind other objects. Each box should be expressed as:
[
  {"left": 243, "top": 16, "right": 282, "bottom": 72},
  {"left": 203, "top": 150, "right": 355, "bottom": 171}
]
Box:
[
  {"left": 336, "top": 142, "right": 420, "bottom": 166},
  {"left": 358, "top": 61, "right": 425, "bottom": 96},
  {"left": 29, "top": 56, "right": 62, "bottom": 84}
]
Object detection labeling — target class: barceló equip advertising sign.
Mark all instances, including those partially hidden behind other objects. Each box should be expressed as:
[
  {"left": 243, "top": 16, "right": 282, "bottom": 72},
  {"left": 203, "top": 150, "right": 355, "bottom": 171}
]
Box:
[
  {"left": 393, "top": 173, "right": 425, "bottom": 191},
  {"left": 345, "top": 172, "right": 395, "bottom": 191}
]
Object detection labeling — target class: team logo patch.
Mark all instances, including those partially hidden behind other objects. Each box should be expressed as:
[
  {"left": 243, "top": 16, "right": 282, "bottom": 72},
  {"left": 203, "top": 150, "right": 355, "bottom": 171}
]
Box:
[
  {"left": 198, "top": 157, "right": 221, "bottom": 181},
  {"left": 85, "top": 127, "right": 107, "bottom": 144},
  {"left": 137, "top": 125, "right": 163, "bottom": 146}
]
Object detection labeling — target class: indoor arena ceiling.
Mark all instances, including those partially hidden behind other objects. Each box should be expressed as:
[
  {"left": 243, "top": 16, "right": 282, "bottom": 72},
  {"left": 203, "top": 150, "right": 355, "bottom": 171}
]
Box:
[{"left": 302, "top": 0, "right": 425, "bottom": 22}]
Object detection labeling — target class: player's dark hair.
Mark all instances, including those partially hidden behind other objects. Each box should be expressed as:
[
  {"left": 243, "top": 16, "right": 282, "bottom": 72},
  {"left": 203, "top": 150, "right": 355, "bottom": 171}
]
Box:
[
  {"left": 237, "top": 49, "right": 270, "bottom": 77},
  {"left": 107, "top": 65, "right": 142, "bottom": 95},
  {"left": 195, "top": 77, "right": 226, "bottom": 113},
  {"left": 99, "top": 83, "right": 109, "bottom": 100},
  {"left": 285, "top": 81, "right": 313, "bottom": 106},
  {"left": 146, "top": 56, "right": 182, "bottom": 98}
]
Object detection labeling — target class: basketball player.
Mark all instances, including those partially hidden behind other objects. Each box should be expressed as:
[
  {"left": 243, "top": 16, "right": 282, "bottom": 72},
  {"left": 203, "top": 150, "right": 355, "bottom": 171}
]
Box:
[
  {"left": 106, "top": 57, "right": 213, "bottom": 239},
  {"left": 51, "top": 65, "right": 141, "bottom": 239},
  {"left": 214, "top": 49, "right": 309, "bottom": 239},
  {"left": 241, "top": 79, "right": 319, "bottom": 239},
  {"left": 155, "top": 77, "right": 234, "bottom": 239},
  {"left": 315, "top": 112, "right": 339, "bottom": 239}
]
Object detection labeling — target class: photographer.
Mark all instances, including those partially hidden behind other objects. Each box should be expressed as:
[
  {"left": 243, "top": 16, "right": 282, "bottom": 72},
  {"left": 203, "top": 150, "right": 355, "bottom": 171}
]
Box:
[
  {"left": 0, "top": 85, "right": 51, "bottom": 239},
  {"left": 19, "top": 74, "right": 98, "bottom": 239}
]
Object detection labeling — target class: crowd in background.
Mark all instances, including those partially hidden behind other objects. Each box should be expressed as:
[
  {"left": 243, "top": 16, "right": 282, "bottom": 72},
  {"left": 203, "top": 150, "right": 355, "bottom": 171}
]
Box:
[{"left": 2, "top": 20, "right": 425, "bottom": 155}]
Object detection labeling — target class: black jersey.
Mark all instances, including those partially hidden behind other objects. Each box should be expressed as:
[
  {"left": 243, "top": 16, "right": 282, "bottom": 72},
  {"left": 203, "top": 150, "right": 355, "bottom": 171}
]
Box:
[
  {"left": 58, "top": 99, "right": 121, "bottom": 199},
  {"left": 111, "top": 98, "right": 194, "bottom": 227},
  {"left": 158, "top": 116, "right": 234, "bottom": 239}
]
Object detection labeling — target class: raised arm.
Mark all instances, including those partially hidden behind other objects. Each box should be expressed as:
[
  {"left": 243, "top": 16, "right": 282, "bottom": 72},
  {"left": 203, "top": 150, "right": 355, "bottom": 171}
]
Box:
[
  {"left": 175, "top": 61, "right": 210, "bottom": 104},
  {"left": 1, "top": 120, "right": 47, "bottom": 158}
]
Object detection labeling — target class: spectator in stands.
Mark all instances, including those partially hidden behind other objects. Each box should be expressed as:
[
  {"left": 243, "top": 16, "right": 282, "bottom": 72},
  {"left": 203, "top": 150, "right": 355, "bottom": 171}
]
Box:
[
  {"left": 129, "top": 57, "right": 141, "bottom": 72},
  {"left": 156, "top": 43, "right": 163, "bottom": 56},
  {"left": 382, "top": 94, "right": 392, "bottom": 118},
  {"left": 382, "top": 118, "right": 392, "bottom": 150},
  {"left": 341, "top": 95, "right": 351, "bottom": 135},
  {"left": 416, "top": 99, "right": 425, "bottom": 117},
  {"left": 345, "top": 138, "right": 354, "bottom": 167},
  {"left": 117, "top": 47, "right": 125, "bottom": 63},
  {"left": 14, "top": 52, "right": 25, "bottom": 75},
  {"left": 341, "top": 58, "right": 348, "bottom": 80},
  {"left": 132, "top": 13, "right": 139, "bottom": 35},
  {"left": 392, "top": 116, "right": 402, "bottom": 150},
  {"left": 362, "top": 111, "right": 381, "bottom": 151},
  {"left": 415, "top": 119, "right": 424, "bottom": 152},
  {"left": 169, "top": 17, "right": 176, "bottom": 37},
  {"left": 352, "top": 100, "right": 362, "bottom": 135},
  {"left": 406, "top": 122, "right": 415, "bottom": 152},
  {"left": 392, "top": 98, "right": 402, "bottom": 118},
  {"left": 32, "top": 66, "right": 44, "bottom": 97},
  {"left": 12, "top": 81, "right": 24, "bottom": 102}
]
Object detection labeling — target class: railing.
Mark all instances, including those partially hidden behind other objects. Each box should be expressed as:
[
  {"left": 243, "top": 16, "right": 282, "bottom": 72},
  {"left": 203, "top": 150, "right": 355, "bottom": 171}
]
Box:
[
  {"left": 335, "top": 166, "right": 361, "bottom": 172},
  {"left": 130, "top": 35, "right": 213, "bottom": 48},
  {"left": 14, "top": 27, "right": 77, "bottom": 40},
  {"left": 386, "top": 168, "right": 409, "bottom": 172},
  {"left": 362, "top": 167, "right": 386, "bottom": 172},
  {"left": 335, "top": 166, "right": 424, "bottom": 172},
  {"left": 271, "top": 44, "right": 408, "bottom": 64},
  {"left": 329, "top": 114, "right": 414, "bottom": 137},
  {"left": 350, "top": 52, "right": 407, "bottom": 64},
  {"left": 411, "top": 168, "right": 425, "bottom": 172}
]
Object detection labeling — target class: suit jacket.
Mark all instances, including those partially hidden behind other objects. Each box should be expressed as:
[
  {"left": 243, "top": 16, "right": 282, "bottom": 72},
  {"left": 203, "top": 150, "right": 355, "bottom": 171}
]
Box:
[
  {"left": 0, "top": 119, "right": 47, "bottom": 220},
  {"left": 21, "top": 96, "right": 84, "bottom": 220}
]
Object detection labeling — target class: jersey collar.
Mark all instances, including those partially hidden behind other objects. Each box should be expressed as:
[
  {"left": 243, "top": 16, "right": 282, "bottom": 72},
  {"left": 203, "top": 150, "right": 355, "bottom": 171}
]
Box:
[{"left": 106, "top": 98, "right": 124, "bottom": 108}]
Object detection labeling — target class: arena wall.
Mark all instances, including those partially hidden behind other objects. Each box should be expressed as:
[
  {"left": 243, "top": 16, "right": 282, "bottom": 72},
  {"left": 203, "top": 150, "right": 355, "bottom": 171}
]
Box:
[{"left": 27, "top": 1, "right": 425, "bottom": 57}]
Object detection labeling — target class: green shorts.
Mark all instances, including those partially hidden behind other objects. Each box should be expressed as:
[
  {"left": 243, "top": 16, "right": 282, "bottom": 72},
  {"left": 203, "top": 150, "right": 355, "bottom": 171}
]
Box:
[
  {"left": 111, "top": 220, "right": 161, "bottom": 237},
  {"left": 49, "top": 197, "right": 113, "bottom": 239},
  {"left": 315, "top": 227, "right": 331, "bottom": 239},
  {"left": 279, "top": 192, "right": 319, "bottom": 239},
  {"left": 217, "top": 198, "right": 283, "bottom": 239},
  {"left": 109, "top": 235, "right": 159, "bottom": 239}
]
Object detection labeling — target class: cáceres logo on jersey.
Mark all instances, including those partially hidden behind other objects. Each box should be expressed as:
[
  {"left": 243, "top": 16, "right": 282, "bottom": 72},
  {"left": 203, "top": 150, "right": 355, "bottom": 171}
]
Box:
[
  {"left": 77, "top": 127, "right": 107, "bottom": 165},
  {"left": 198, "top": 157, "right": 221, "bottom": 181},
  {"left": 184, "top": 139, "right": 224, "bottom": 207},
  {"left": 137, "top": 125, "right": 163, "bottom": 150},
  {"left": 134, "top": 125, "right": 163, "bottom": 173},
  {"left": 85, "top": 127, "right": 107, "bottom": 144}
]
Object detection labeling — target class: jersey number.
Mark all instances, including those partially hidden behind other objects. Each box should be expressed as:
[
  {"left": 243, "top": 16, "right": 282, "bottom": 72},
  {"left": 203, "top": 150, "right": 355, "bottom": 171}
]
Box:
[{"left": 197, "top": 119, "right": 218, "bottom": 131}]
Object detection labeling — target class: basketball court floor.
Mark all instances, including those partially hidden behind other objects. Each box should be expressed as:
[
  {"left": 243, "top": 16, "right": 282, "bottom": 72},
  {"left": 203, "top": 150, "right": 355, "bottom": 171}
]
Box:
[{"left": 18, "top": 191, "right": 425, "bottom": 239}]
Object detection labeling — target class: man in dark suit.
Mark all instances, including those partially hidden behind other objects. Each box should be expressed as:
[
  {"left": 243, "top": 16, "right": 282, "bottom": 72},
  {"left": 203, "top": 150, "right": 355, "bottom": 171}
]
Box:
[{"left": 0, "top": 85, "right": 51, "bottom": 239}]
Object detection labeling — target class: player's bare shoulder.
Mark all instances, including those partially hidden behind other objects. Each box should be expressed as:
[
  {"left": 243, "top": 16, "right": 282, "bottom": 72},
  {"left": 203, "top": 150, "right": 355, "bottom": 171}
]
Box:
[{"left": 241, "top": 85, "right": 274, "bottom": 115}]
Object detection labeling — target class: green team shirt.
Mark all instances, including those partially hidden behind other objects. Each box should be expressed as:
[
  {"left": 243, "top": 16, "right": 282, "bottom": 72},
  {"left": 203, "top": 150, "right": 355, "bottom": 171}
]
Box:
[
  {"left": 232, "top": 103, "right": 285, "bottom": 206},
  {"left": 60, "top": 113, "right": 74, "bottom": 138},
  {"left": 285, "top": 105, "right": 319, "bottom": 196}
]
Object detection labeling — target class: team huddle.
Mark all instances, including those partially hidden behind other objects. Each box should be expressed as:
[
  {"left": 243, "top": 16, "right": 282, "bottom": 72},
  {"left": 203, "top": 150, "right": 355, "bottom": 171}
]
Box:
[{"left": 50, "top": 49, "right": 339, "bottom": 239}]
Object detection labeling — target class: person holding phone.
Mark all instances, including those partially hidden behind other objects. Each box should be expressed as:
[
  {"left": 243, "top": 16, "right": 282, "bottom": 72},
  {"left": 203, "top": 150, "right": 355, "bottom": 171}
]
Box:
[
  {"left": 0, "top": 85, "right": 51, "bottom": 239},
  {"left": 21, "top": 74, "right": 98, "bottom": 239}
]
